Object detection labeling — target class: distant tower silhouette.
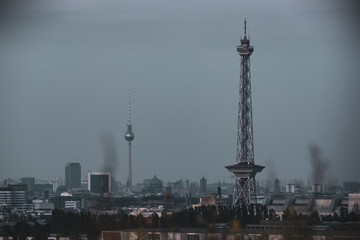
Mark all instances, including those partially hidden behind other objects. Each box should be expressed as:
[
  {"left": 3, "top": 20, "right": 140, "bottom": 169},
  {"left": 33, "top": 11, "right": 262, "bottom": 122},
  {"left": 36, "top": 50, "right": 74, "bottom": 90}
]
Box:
[
  {"left": 124, "top": 90, "right": 134, "bottom": 190},
  {"left": 200, "top": 176, "right": 207, "bottom": 194},
  {"left": 226, "top": 20, "right": 264, "bottom": 207},
  {"left": 274, "top": 179, "right": 280, "bottom": 195}
]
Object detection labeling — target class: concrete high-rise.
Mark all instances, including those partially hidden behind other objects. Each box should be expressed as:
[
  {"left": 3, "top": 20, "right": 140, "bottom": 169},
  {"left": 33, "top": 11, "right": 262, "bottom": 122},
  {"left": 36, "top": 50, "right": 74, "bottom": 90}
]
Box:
[
  {"left": 20, "top": 177, "right": 35, "bottom": 191},
  {"left": 200, "top": 176, "right": 207, "bottom": 194},
  {"left": 65, "top": 162, "right": 81, "bottom": 189}
]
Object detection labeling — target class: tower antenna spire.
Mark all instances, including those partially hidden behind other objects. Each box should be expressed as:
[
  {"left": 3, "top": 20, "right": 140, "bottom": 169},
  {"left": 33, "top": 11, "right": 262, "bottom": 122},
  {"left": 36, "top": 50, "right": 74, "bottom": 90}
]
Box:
[
  {"left": 244, "top": 18, "right": 247, "bottom": 37},
  {"left": 128, "top": 89, "right": 131, "bottom": 124}
]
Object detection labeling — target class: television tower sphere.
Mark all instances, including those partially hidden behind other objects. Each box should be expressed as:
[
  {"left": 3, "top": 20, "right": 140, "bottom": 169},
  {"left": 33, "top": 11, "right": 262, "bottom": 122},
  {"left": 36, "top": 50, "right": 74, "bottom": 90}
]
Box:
[
  {"left": 125, "top": 124, "right": 134, "bottom": 142},
  {"left": 124, "top": 89, "right": 134, "bottom": 142}
]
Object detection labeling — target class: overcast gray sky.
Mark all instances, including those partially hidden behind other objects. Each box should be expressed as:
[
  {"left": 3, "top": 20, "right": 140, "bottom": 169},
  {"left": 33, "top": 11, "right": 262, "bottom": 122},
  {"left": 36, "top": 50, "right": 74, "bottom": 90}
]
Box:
[{"left": 1, "top": 0, "right": 359, "bottom": 185}]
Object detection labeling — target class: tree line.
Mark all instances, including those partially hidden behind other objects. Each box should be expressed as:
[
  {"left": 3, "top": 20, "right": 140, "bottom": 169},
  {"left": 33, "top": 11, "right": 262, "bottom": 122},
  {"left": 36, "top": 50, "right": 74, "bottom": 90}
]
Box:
[{"left": 2, "top": 205, "right": 360, "bottom": 240}]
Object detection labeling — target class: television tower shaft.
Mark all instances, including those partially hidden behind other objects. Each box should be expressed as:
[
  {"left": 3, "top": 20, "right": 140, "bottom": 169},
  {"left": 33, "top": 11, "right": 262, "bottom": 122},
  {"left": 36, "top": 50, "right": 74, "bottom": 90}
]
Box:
[{"left": 124, "top": 90, "right": 134, "bottom": 191}]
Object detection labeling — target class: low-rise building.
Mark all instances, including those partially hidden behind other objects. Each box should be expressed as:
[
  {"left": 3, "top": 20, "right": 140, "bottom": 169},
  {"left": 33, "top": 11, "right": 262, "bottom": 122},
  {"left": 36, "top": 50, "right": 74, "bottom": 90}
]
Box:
[
  {"left": 348, "top": 193, "right": 360, "bottom": 213},
  {"left": 0, "top": 184, "right": 27, "bottom": 209}
]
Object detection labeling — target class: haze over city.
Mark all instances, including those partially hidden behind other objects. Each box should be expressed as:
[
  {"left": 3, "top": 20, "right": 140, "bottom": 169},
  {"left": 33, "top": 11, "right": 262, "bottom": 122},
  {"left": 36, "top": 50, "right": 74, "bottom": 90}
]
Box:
[{"left": 1, "top": 0, "right": 360, "bottom": 184}]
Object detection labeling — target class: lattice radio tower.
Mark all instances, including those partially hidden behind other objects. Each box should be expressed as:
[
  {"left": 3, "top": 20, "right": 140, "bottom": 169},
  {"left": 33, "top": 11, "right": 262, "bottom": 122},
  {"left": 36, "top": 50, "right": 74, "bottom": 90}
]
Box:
[{"left": 226, "top": 20, "right": 264, "bottom": 207}]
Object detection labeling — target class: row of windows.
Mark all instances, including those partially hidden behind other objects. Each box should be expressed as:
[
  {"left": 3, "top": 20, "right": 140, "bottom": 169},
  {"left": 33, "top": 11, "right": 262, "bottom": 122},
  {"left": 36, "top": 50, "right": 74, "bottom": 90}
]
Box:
[
  {"left": 0, "top": 192, "right": 26, "bottom": 205},
  {"left": 147, "top": 232, "right": 265, "bottom": 240},
  {"left": 247, "top": 225, "right": 311, "bottom": 231},
  {"left": 187, "top": 234, "right": 200, "bottom": 240},
  {"left": 148, "top": 233, "right": 160, "bottom": 240},
  {"left": 147, "top": 233, "right": 201, "bottom": 240}
]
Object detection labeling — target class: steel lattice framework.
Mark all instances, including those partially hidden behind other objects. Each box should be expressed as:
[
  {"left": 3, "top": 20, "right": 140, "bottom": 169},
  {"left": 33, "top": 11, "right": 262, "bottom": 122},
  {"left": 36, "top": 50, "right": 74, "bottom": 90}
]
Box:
[
  {"left": 226, "top": 20, "right": 264, "bottom": 207},
  {"left": 237, "top": 20, "right": 254, "bottom": 165}
]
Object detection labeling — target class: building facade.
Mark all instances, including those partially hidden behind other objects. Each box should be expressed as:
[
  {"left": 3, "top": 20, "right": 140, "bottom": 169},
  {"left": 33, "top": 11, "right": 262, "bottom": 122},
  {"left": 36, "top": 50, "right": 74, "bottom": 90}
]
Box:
[
  {"left": 200, "top": 177, "right": 207, "bottom": 194},
  {"left": 0, "top": 184, "right": 27, "bottom": 209},
  {"left": 65, "top": 162, "right": 81, "bottom": 189},
  {"left": 88, "top": 172, "right": 111, "bottom": 195}
]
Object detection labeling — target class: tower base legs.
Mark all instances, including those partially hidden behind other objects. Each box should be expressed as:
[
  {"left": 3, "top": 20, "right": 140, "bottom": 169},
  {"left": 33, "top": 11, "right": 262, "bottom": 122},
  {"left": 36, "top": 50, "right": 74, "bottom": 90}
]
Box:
[{"left": 233, "top": 176, "right": 257, "bottom": 207}]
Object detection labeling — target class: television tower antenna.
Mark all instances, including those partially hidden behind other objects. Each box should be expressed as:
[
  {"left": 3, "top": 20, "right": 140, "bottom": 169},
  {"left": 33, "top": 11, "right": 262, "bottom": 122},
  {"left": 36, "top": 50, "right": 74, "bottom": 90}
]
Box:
[{"left": 226, "top": 20, "right": 264, "bottom": 207}]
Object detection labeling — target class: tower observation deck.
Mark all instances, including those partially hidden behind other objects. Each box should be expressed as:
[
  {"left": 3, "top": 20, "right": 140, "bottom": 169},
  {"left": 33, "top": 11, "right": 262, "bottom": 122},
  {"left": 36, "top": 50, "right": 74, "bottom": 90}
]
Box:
[{"left": 226, "top": 20, "right": 264, "bottom": 207}]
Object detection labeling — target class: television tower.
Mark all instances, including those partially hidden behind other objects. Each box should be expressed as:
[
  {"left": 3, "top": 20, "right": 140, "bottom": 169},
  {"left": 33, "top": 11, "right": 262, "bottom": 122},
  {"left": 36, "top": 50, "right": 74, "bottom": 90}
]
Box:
[
  {"left": 124, "top": 90, "right": 134, "bottom": 191},
  {"left": 226, "top": 20, "right": 264, "bottom": 207}
]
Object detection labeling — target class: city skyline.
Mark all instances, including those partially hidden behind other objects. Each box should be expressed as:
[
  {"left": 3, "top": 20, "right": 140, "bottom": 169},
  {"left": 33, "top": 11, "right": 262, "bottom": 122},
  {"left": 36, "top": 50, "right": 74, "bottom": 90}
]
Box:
[{"left": 1, "top": 0, "right": 360, "bottom": 184}]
